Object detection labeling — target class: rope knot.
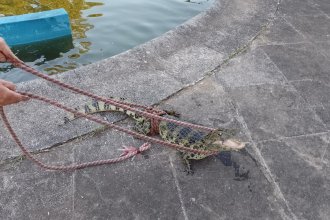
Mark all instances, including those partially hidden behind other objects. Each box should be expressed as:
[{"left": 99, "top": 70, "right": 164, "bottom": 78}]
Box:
[
  {"left": 118, "top": 142, "right": 151, "bottom": 157},
  {"left": 145, "top": 107, "right": 165, "bottom": 136}
]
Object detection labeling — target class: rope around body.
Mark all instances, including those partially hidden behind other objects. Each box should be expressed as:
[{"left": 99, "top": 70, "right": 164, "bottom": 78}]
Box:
[
  {"left": 14, "top": 60, "right": 216, "bottom": 133},
  {"left": 0, "top": 58, "right": 222, "bottom": 171},
  {"left": 1, "top": 106, "right": 151, "bottom": 171}
]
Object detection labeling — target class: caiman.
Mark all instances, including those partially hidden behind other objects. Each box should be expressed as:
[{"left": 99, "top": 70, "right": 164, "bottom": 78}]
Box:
[{"left": 65, "top": 99, "right": 246, "bottom": 172}]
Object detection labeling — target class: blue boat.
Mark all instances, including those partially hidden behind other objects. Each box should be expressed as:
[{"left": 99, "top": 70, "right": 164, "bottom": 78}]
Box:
[{"left": 0, "top": 8, "right": 72, "bottom": 47}]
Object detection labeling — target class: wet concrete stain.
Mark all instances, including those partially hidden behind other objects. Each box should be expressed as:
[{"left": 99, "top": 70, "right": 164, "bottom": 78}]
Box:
[{"left": 217, "top": 151, "right": 250, "bottom": 181}]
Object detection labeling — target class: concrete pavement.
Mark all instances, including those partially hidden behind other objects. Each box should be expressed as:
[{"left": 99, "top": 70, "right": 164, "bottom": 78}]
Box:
[{"left": 0, "top": 0, "right": 329, "bottom": 219}]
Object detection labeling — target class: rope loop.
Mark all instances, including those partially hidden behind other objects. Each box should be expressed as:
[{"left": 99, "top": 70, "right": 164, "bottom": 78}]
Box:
[
  {"left": 0, "top": 56, "right": 226, "bottom": 171},
  {"left": 0, "top": 106, "right": 151, "bottom": 170},
  {"left": 145, "top": 107, "right": 165, "bottom": 136}
]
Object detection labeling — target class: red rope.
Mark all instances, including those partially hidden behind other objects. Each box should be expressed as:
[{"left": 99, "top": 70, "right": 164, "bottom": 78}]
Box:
[
  {"left": 14, "top": 92, "right": 221, "bottom": 156},
  {"left": 0, "top": 106, "right": 150, "bottom": 170},
  {"left": 0, "top": 56, "right": 224, "bottom": 171},
  {"left": 145, "top": 108, "right": 162, "bottom": 135},
  {"left": 13, "top": 60, "right": 216, "bottom": 133}
]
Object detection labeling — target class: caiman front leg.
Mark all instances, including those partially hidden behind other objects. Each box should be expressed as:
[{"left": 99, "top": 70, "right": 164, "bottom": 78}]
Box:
[
  {"left": 181, "top": 153, "right": 194, "bottom": 175},
  {"left": 163, "top": 109, "right": 180, "bottom": 118}
]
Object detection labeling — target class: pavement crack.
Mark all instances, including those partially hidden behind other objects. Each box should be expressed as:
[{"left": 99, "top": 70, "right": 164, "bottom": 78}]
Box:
[
  {"left": 157, "top": 0, "right": 281, "bottom": 106},
  {"left": 199, "top": 203, "right": 222, "bottom": 219},
  {"left": 320, "top": 147, "right": 328, "bottom": 167},
  {"left": 257, "top": 130, "right": 330, "bottom": 144},
  {"left": 0, "top": 119, "right": 121, "bottom": 167},
  {"left": 231, "top": 103, "right": 299, "bottom": 220},
  {"left": 71, "top": 167, "right": 76, "bottom": 219},
  {"left": 83, "top": 173, "right": 108, "bottom": 203},
  {"left": 169, "top": 154, "right": 189, "bottom": 220}
]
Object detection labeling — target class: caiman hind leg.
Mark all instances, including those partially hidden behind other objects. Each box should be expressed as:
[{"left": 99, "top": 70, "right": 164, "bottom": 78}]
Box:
[{"left": 181, "top": 152, "right": 194, "bottom": 175}]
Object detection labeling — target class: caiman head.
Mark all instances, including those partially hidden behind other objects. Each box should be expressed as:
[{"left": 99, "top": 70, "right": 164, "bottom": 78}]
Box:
[{"left": 201, "top": 128, "right": 246, "bottom": 151}]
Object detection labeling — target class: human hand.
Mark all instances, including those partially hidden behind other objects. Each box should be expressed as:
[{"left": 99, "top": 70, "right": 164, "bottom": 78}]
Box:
[
  {"left": 0, "top": 37, "right": 21, "bottom": 63},
  {"left": 0, "top": 80, "right": 29, "bottom": 106}
]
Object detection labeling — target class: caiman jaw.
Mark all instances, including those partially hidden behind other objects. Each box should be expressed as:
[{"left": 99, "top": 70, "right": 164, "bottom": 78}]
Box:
[{"left": 214, "top": 139, "right": 246, "bottom": 150}]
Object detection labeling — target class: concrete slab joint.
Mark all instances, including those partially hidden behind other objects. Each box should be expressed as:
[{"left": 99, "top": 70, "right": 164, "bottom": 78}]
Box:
[{"left": 1, "top": 0, "right": 329, "bottom": 219}]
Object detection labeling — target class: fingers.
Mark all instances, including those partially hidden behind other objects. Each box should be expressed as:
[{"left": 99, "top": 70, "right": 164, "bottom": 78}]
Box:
[
  {"left": 0, "top": 86, "right": 29, "bottom": 106},
  {"left": 0, "top": 90, "right": 29, "bottom": 106},
  {"left": 0, "top": 37, "right": 21, "bottom": 63},
  {"left": 20, "top": 94, "right": 30, "bottom": 101},
  {"left": 4, "top": 46, "right": 21, "bottom": 62},
  {"left": 0, "top": 79, "right": 16, "bottom": 91},
  {"left": 0, "top": 51, "right": 6, "bottom": 62},
  {"left": 3, "top": 44, "right": 21, "bottom": 63}
]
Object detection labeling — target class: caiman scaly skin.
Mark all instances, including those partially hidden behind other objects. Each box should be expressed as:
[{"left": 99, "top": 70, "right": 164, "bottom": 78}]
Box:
[{"left": 65, "top": 99, "right": 246, "bottom": 172}]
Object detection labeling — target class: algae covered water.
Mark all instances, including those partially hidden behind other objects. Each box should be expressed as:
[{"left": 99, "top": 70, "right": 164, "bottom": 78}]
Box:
[{"left": 0, "top": 0, "right": 212, "bottom": 83}]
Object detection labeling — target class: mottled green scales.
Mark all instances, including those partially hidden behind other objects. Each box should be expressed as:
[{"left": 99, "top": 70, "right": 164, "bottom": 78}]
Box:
[{"left": 66, "top": 99, "right": 246, "bottom": 172}]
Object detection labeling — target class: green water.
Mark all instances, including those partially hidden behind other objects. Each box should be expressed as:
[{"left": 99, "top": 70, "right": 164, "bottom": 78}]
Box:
[{"left": 0, "top": 0, "right": 212, "bottom": 83}]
